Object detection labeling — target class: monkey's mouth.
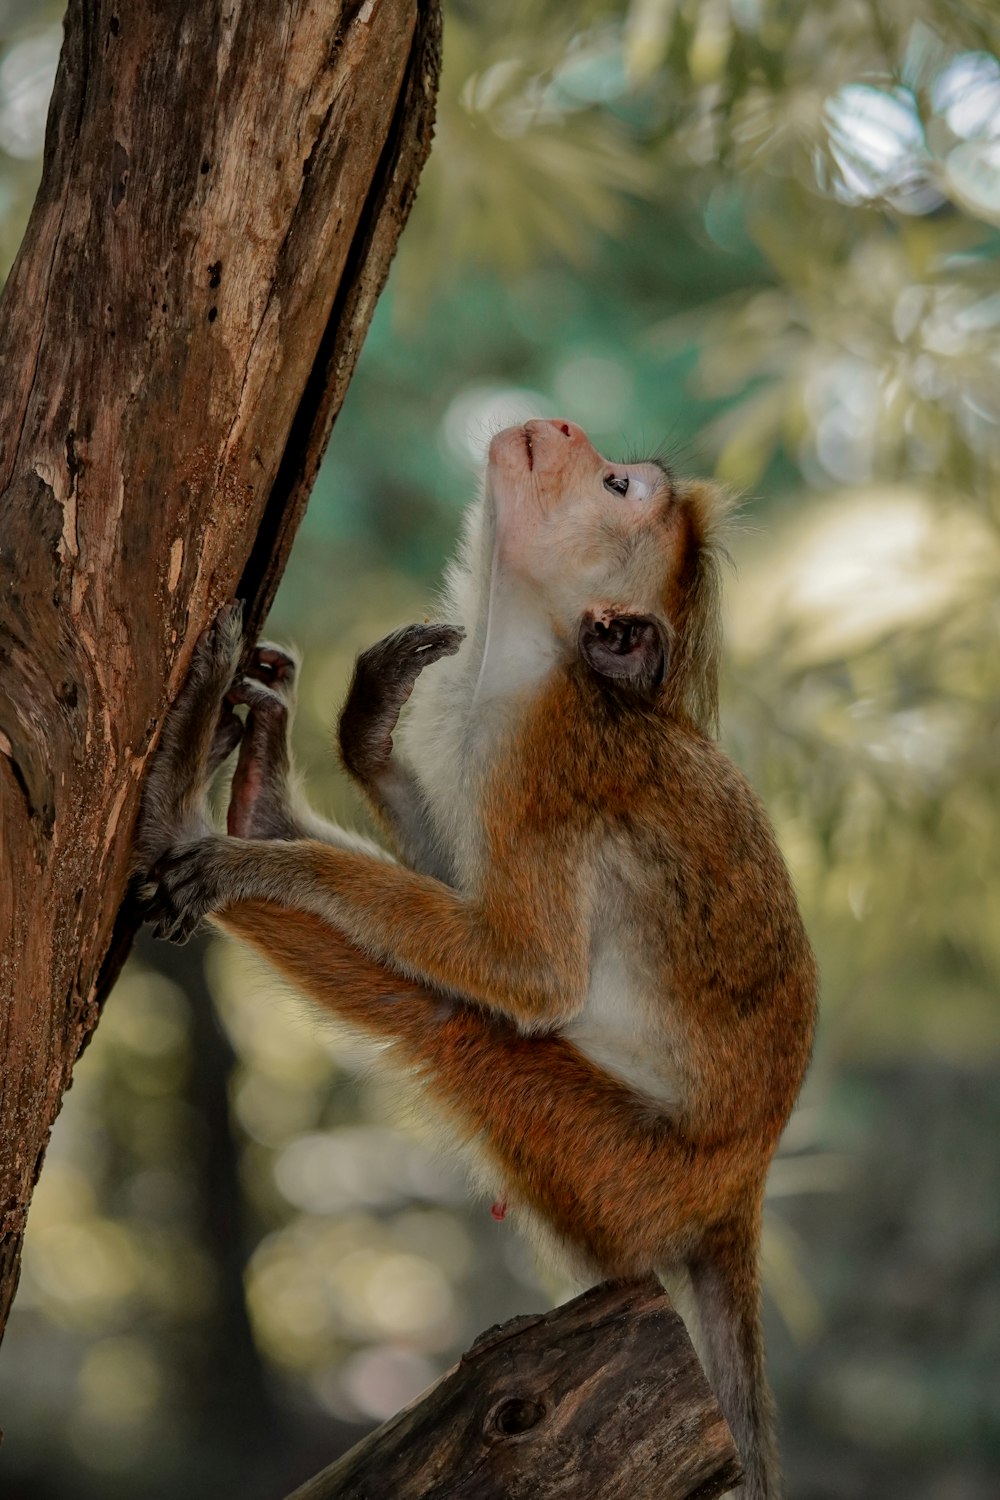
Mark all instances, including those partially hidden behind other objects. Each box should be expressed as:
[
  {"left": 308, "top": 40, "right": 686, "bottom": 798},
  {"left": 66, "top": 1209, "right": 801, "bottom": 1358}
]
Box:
[{"left": 522, "top": 426, "right": 534, "bottom": 471}]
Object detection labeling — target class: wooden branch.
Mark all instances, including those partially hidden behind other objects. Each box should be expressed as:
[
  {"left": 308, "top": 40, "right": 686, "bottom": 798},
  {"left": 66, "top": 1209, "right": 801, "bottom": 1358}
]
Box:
[
  {"left": 284, "top": 1279, "right": 743, "bottom": 1500},
  {"left": 0, "top": 0, "right": 441, "bottom": 1340}
]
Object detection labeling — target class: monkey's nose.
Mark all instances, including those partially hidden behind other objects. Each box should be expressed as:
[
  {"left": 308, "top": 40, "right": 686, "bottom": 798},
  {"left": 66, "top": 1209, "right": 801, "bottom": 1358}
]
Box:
[{"left": 531, "top": 418, "right": 586, "bottom": 443}]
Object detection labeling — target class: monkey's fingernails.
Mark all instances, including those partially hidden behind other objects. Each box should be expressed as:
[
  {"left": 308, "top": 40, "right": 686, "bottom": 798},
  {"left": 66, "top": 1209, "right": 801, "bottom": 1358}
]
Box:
[
  {"left": 253, "top": 643, "right": 296, "bottom": 675},
  {"left": 415, "top": 624, "right": 465, "bottom": 658}
]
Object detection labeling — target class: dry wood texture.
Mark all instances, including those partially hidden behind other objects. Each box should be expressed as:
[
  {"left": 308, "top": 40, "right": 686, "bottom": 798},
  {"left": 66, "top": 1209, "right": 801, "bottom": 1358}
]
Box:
[
  {"left": 0, "top": 0, "right": 441, "bottom": 1339},
  {"left": 284, "top": 1278, "right": 743, "bottom": 1500}
]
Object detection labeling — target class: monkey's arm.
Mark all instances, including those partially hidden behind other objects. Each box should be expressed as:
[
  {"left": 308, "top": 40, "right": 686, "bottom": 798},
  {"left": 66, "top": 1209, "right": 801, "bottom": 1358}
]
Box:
[
  {"left": 350, "top": 762, "right": 450, "bottom": 880},
  {"left": 337, "top": 624, "right": 463, "bottom": 881},
  {"left": 145, "top": 830, "right": 590, "bottom": 1031},
  {"left": 230, "top": 628, "right": 459, "bottom": 880},
  {"left": 221, "top": 645, "right": 390, "bottom": 859}
]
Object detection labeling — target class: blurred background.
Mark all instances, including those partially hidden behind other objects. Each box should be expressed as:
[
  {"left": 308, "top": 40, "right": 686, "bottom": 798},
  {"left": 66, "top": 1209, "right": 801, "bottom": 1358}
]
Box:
[{"left": 1, "top": 0, "right": 998, "bottom": 1495}]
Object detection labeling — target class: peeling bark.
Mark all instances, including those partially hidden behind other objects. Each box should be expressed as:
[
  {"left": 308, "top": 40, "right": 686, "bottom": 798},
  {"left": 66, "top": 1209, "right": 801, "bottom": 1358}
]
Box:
[{"left": 0, "top": 0, "right": 441, "bottom": 1340}]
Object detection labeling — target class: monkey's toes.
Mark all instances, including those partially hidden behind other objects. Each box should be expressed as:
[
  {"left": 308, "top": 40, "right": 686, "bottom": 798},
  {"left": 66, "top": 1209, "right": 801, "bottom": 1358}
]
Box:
[
  {"left": 190, "top": 601, "right": 246, "bottom": 690},
  {"left": 140, "top": 841, "right": 224, "bottom": 943},
  {"left": 137, "top": 876, "right": 198, "bottom": 944}
]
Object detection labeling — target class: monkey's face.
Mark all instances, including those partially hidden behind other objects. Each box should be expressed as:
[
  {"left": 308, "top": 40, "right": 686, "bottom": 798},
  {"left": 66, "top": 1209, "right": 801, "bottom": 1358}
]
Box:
[{"left": 487, "top": 419, "right": 686, "bottom": 694}]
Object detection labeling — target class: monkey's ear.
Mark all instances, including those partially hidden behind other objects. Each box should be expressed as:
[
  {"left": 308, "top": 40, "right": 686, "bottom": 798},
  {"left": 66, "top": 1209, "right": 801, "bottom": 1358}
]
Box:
[{"left": 577, "top": 613, "right": 669, "bottom": 697}]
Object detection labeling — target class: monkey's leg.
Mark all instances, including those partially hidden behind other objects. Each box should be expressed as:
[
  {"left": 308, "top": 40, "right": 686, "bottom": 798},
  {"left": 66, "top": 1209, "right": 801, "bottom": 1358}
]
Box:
[
  {"left": 218, "top": 899, "right": 775, "bottom": 1498},
  {"left": 338, "top": 623, "right": 463, "bottom": 879},
  {"left": 215, "top": 900, "right": 777, "bottom": 1493},
  {"left": 213, "top": 900, "right": 756, "bottom": 1277},
  {"left": 134, "top": 602, "right": 245, "bottom": 872},
  {"left": 144, "top": 832, "right": 588, "bottom": 1027}
]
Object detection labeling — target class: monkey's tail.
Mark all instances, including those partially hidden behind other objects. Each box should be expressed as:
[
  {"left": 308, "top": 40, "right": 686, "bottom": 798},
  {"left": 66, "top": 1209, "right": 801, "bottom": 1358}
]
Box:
[{"left": 688, "top": 1215, "right": 780, "bottom": 1500}]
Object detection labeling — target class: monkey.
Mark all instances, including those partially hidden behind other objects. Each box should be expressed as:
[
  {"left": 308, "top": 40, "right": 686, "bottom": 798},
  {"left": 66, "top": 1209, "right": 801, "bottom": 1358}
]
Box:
[{"left": 135, "top": 417, "right": 817, "bottom": 1499}]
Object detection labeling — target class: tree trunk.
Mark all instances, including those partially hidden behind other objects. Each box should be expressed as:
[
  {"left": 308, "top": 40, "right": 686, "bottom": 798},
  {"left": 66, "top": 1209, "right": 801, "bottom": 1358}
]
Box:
[
  {"left": 283, "top": 1278, "right": 743, "bottom": 1500},
  {"left": 0, "top": 0, "right": 441, "bottom": 1342}
]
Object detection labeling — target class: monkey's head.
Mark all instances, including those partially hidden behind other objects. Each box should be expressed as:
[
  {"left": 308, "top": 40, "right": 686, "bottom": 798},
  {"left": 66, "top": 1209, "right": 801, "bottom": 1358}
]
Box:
[{"left": 486, "top": 419, "right": 727, "bottom": 732}]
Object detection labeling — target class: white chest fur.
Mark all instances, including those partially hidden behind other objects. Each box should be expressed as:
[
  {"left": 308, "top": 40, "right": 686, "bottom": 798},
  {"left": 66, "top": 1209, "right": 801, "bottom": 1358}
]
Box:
[
  {"left": 399, "top": 645, "right": 486, "bottom": 884},
  {"left": 400, "top": 548, "right": 558, "bottom": 886}
]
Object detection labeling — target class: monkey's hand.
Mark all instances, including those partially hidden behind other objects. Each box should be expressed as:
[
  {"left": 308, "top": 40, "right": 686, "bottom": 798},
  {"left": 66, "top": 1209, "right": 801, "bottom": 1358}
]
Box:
[
  {"left": 134, "top": 603, "right": 246, "bottom": 874},
  {"left": 339, "top": 623, "right": 464, "bottom": 787}
]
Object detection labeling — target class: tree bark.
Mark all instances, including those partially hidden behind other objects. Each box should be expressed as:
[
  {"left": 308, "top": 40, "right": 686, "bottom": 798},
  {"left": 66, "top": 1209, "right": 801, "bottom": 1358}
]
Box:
[
  {"left": 283, "top": 1278, "right": 743, "bottom": 1500},
  {"left": 0, "top": 0, "right": 441, "bottom": 1341}
]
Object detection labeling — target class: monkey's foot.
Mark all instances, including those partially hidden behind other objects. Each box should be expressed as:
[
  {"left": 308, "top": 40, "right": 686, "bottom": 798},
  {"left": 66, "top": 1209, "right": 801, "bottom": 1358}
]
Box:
[
  {"left": 339, "top": 622, "right": 465, "bottom": 782},
  {"left": 135, "top": 602, "right": 246, "bottom": 871},
  {"left": 138, "top": 835, "right": 235, "bottom": 944},
  {"left": 188, "top": 601, "right": 246, "bottom": 697}
]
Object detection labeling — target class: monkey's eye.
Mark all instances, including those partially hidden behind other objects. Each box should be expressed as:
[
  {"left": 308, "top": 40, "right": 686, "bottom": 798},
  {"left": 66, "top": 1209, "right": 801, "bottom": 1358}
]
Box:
[{"left": 603, "top": 473, "right": 629, "bottom": 497}]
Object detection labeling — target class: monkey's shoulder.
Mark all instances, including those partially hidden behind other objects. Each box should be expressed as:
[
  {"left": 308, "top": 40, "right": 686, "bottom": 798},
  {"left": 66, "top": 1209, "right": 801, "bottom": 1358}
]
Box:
[
  {"left": 631, "top": 728, "right": 815, "bottom": 970},
  {"left": 649, "top": 726, "right": 787, "bottom": 860}
]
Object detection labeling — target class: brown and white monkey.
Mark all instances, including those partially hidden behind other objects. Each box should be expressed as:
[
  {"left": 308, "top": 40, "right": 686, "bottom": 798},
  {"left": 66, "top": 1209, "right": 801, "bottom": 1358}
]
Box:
[{"left": 136, "top": 418, "right": 817, "bottom": 1498}]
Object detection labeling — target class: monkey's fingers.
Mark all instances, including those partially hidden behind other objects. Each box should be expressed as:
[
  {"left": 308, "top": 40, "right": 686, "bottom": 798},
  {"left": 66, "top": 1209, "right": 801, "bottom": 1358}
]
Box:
[
  {"left": 241, "top": 641, "right": 299, "bottom": 700},
  {"left": 407, "top": 621, "right": 466, "bottom": 660},
  {"left": 226, "top": 680, "right": 299, "bottom": 839},
  {"left": 225, "top": 674, "right": 288, "bottom": 720},
  {"left": 361, "top": 623, "right": 465, "bottom": 684},
  {"left": 345, "top": 623, "right": 465, "bottom": 726},
  {"left": 136, "top": 876, "right": 198, "bottom": 944},
  {"left": 340, "top": 624, "right": 463, "bottom": 784}
]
